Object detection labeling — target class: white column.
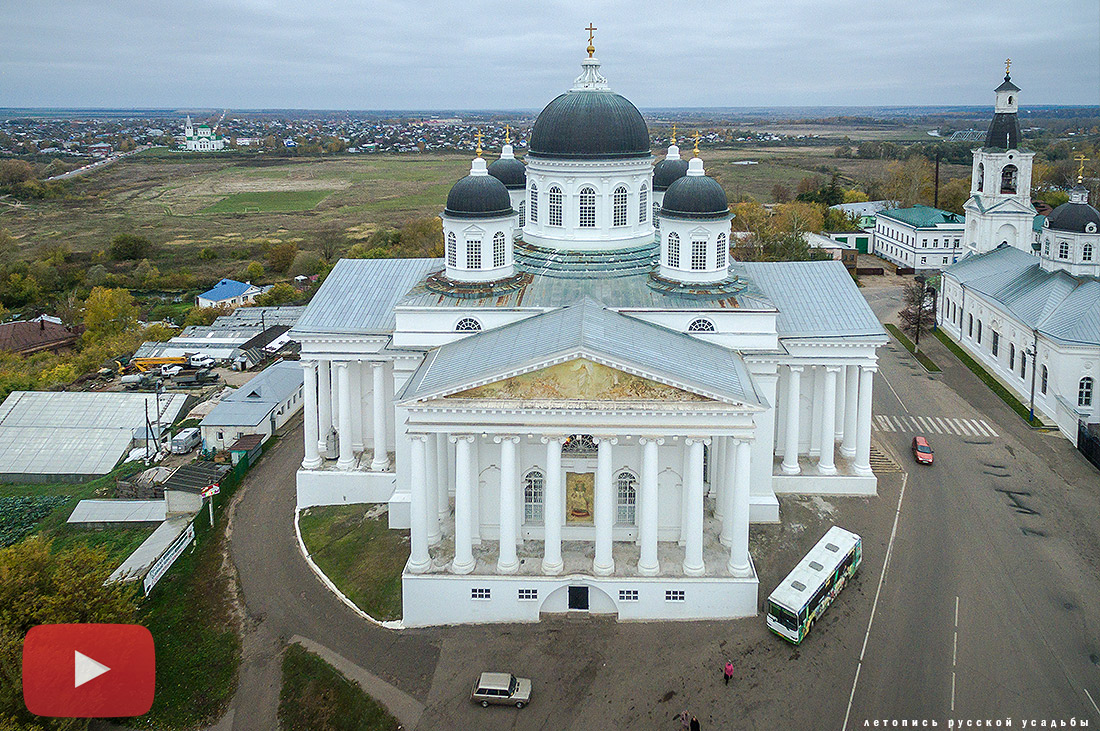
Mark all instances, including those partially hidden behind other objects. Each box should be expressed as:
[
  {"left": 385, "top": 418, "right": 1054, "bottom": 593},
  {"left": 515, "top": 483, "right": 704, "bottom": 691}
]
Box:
[
  {"left": 834, "top": 364, "right": 846, "bottom": 441},
  {"left": 720, "top": 434, "right": 737, "bottom": 545},
  {"left": 841, "top": 364, "right": 859, "bottom": 458},
  {"left": 316, "top": 358, "right": 331, "bottom": 457},
  {"left": 451, "top": 436, "right": 475, "bottom": 574},
  {"left": 496, "top": 436, "right": 519, "bottom": 573},
  {"left": 336, "top": 362, "right": 354, "bottom": 470},
  {"left": 638, "top": 437, "right": 661, "bottom": 576},
  {"left": 809, "top": 366, "right": 822, "bottom": 456},
  {"left": 541, "top": 436, "right": 564, "bottom": 575},
  {"left": 679, "top": 439, "right": 691, "bottom": 544},
  {"left": 350, "top": 361, "right": 364, "bottom": 452},
  {"left": 781, "top": 365, "right": 802, "bottom": 475},
  {"left": 818, "top": 366, "right": 839, "bottom": 475},
  {"left": 712, "top": 437, "right": 726, "bottom": 518},
  {"left": 682, "top": 438, "right": 706, "bottom": 577},
  {"left": 727, "top": 438, "right": 753, "bottom": 576},
  {"left": 469, "top": 437, "right": 480, "bottom": 543},
  {"left": 407, "top": 435, "right": 431, "bottom": 573},
  {"left": 853, "top": 366, "right": 876, "bottom": 477},
  {"left": 301, "top": 360, "right": 321, "bottom": 469},
  {"left": 425, "top": 431, "right": 440, "bottom": 544},
  {"left": 369, "top": 362, "right": 388, "bottom": 471},
  {"left": 593, "top": 437, "right": 616, "bottom": 576},
  {"left": 435, "top": 434, "right": 449, "bottom": 522}
]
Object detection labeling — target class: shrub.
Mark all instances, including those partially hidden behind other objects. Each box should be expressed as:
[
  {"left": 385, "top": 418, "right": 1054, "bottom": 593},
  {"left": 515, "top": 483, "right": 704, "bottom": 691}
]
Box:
[
  {"left": 198, "top": 247, "right": 218, "bottom": 260},
  {"left": 109, "top": 233, "right": 154, "bottom": 260},
  {"left": 245, "top": 261, "right": 264, "bottom": 281},
  {"left": 267, "top": 242, "right": 299, "bottom": 273}
]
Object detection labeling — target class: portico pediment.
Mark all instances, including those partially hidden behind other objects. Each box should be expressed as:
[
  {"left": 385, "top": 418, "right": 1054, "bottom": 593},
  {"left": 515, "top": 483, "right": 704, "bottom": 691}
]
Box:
[{"left": 445, "top": 356, "right": 712, "bottom": 403}]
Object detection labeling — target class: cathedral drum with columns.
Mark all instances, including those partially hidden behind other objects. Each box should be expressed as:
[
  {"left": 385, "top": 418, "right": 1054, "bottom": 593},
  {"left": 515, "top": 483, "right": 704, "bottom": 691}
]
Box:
[{"left": 290, "top": 40, "right": 887, "bottom": 627}]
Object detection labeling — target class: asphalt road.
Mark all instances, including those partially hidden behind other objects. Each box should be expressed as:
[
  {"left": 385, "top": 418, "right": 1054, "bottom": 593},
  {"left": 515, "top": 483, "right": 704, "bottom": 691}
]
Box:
[{"left": 223, "top": 276, "right": 1099, "bottom": 730}]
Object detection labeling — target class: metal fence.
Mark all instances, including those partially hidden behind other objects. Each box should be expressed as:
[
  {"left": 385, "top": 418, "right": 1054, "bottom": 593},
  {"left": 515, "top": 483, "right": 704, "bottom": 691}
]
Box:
[{"left": 1078, "top": 420, "right": 1100, "bottom": 471}]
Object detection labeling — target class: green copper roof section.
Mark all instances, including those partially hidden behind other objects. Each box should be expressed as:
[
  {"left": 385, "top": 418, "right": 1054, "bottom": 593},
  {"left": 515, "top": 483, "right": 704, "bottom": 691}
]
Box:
[{"left": 878, "top": 205, "right": 964, "bottom": 228}]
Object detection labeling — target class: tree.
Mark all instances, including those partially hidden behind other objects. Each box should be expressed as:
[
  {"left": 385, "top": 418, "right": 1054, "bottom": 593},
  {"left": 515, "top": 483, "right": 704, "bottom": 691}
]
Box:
[
  {"left": 842, "top": 189, "right": 869, "bottom": 204},
  {"left": 770, "top": 184, "right": 792, "bottom": 203},
  {"left": 938, "top": 177, "right": 971, "bottom": 215},
  {"left": 731, "top": 200, "right": 769, "bottom": 235},
  {"left": 0, "top": 160, "right": 33, "bottom": 187},
  {"left": 397, "top": 216, "right": 443, "bottom": 257},
  {"left": 82, "top": 286, "right": 138, "bottom": 340},
  {"left": 183, "top": 303, "right": 234, "bottom": 326},
  {"left": 266, "top": 242, "right": 298, "bottom": 273},
  {"left": 0, "top": 537, "right": 138, "bottom": 731},
  {"left": 254, "top": 282, "right": 299, "bottom": 306},
  {"left": 0, "top": 273, "right": 41, "bottom": 308},
  {"left": 773, "top": 201, "right": 825, "bottom": 234},
  {"left": 898, "top": 278, "right": 936, "bottom": 347},
  {"left": 884, "top": 157, "right": 934, "bottom": 208},
  {"left": 244, "top": 261, "right": 264, "bottom": 282},
  {"left": 315, "top": 228, "right": 347, "bottom": 263},
  {"left": 109, "top": 233, "right": 153, "bottom": 261}
]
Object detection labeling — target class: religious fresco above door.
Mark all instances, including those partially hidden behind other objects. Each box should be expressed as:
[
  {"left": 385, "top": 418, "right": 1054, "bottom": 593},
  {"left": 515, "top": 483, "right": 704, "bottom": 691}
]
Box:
[
  {"left": 566, "top": 472, "right": 595, "bottom": 524},
  {"left": 446, "top": 358, "right": 710, "bottom": 402}
]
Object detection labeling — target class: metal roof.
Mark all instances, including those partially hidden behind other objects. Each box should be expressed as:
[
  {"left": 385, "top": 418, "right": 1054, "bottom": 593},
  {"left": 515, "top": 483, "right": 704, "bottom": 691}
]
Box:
[
  {"left": 292, "top": 258, "right": 442, "bottom": 335},
  {"left": 161, "top": 462, "right": 230, "bottom": 494},
  {"left": 68, "top": 500, "right": 166, "bottom": 523},
  {"left": 109, "top": 517, "right": 192, "bottom": 583},
  {"left": 201, "top": 361, "right": 302, "bottom": 427},
  {"left": 199, "top": 278, "right": 256, "bottom": 302},
  {"left": 945, "top": 246, "right": 1100, "bottom": 346},
  {"left": 878, "top": 205, "right": 964, "bottom": 229},
  {"left": 400, "top": 298, "right": 764, "bottom": 406},
  {"left": 768, "top": 526, "right": 861, "bottom": 611}
]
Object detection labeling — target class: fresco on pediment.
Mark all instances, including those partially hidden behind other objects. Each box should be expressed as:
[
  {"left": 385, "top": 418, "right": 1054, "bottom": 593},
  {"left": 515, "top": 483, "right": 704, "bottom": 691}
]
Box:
[{"left": 446, "top": 358, "right": 710, "bottom": 401}]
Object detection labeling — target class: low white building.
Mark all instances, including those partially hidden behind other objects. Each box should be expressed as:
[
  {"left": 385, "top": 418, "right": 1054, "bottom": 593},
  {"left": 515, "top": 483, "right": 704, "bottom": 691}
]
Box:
[
  {"left": 196, "top": 279, "right": 264, "bottom": 308},
  {"left": 872, "top": 205, "right": 965, "bottom": 269},
  {"left": 200, "top": 361, "right": 304, "bottom": 450}
]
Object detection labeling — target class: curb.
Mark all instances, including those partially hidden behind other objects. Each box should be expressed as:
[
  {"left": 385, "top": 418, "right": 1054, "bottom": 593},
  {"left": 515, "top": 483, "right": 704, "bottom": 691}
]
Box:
[{"left": 293, "top": 507, "right": 405, "bottom": 631}]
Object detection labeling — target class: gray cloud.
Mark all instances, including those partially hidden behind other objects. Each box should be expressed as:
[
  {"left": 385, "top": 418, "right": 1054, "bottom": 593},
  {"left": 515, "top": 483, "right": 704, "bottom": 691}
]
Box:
[{"left": 1, "top": 0, "right": 1096, "bottom": 109}]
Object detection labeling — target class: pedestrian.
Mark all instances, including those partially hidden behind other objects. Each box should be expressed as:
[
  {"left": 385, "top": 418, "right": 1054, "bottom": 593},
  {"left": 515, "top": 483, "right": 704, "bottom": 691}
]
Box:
[
  {"left": 723, "top": 660, "right": 734, "bottom": 686},
  {"left": 680, "top": 709, "right": 691, "bottom": 729},
  {"left": 690, "top": 716, "right": 701, "bottom": 731}
]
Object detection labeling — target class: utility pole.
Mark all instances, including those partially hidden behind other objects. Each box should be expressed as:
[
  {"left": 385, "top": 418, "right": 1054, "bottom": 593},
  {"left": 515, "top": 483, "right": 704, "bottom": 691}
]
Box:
[
  {"left": 914, "top": 275, "right": 926, "bottom": 350},
  {"left": 934, "top": 152, "right": 941, "bottom": 209}
]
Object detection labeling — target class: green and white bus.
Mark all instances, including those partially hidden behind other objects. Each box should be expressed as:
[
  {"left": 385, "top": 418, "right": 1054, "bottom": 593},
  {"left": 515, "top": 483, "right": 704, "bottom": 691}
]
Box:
[{"left": 766, "top": 526, "right": 862, "bottom": 644}]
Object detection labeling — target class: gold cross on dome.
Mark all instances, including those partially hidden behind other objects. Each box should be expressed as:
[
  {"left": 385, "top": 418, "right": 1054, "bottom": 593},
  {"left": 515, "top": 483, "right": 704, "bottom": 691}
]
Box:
[
  {"left": 476, "top": 129, "right": 482, "bottom": 157},
  {"left": 505, "top": 124, "right": 510, "bottom": 145},
  {"left": 1074, "top": 152, "right": 1090, "bottom": 183},
  {"left": 1005, "top": 58, "right": 1011, "bottom": 75},
  {"left": 693, "top": 130, "right": 700, "bottom": 157},
  {"left": 671, "top": 123, "right": 677, "bottom": 146},
  {"left": 586, "top": 23, "right": 597, "bottom": 57}
]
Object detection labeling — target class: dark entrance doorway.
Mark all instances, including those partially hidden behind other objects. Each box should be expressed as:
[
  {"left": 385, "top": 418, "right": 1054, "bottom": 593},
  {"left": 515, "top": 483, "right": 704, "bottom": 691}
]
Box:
[{"left": 567, "top": 585, "right": 589, "bottom": 610}]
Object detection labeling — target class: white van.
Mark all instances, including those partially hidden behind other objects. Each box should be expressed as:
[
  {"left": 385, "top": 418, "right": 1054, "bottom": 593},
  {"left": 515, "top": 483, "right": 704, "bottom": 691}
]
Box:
[{"left": 171, "top": 427, "right": 201, "bottom": 454}]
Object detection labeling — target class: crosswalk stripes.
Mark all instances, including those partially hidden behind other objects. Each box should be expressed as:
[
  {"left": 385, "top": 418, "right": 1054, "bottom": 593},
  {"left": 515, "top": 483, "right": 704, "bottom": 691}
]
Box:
[{"left": 872, "top": 414, "right": 999, "bottom": 437}]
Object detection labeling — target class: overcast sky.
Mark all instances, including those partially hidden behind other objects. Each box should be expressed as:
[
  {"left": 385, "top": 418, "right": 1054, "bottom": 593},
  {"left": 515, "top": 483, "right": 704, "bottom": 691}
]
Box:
[{"left": 2, "top": 0, "right": 1097, "bottom": 110}]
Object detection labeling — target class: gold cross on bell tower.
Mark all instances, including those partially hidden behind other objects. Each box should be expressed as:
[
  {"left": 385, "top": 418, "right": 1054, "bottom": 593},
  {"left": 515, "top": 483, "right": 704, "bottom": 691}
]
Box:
[{"left": 586, "top": 23, "right": 597, "bottom": 57}]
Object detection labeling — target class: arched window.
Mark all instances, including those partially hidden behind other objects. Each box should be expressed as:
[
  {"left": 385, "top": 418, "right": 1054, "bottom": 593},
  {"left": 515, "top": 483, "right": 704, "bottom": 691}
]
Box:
[
  {"left": 1008, "top": 96, "right": 1014, "bottom": 105},
  {"left": 717, "top": 232, "right": 727, "bottom": 268},
  {"left": 1020, "top": 350, "right": 1026, "bottom": 378},
  {"left": 455, "top": 317, "right": 481, "bottom": 332},
  {"left": 492, "top": 231, "right": 506, "bottom": 268},
  {"left": 968, "top": 314, "right": 973, "bottom": 337},
  {"left": 548, "top": 186, "right": 563, "bottom": 227},
  {"left": 1009, "top": 344, "right": 1015, "bottom": 369},
  {"left": 977, "top": 163, "right": 984, "bottom": 192},
  {"left": 1059, "top": 241, "right": 1070, "bottom": 260},
  {"left": 691, "top": 239, "right": 707, "bottom": 270},
  {"left": 561, "top": 434, "right": 597, "bottom": 456},
  {"left": 687, "top": 318, "right": 716, "bottom": 332},
  {"left": 977, "top": 320, "right": 982, "bottom": 344},
  {"left": 653, "top": 201, "right": 661, "bottom": 234},
  {"left": 1080, "top": 377, "right": 1094, "bottom": 408},
  {"left": 529, "top": 183, "right": 538, "bottom": 223},
  {"left": 466, "top": 237, "right": 481, "bottom": 269},
  {"left": 518, "top": 199, "right": 526, "bottom": 228},
  {"left": 523, "top": 469, "right": 544, "bottom": 523},
  {"left": 667, "top": 232, "right": 680, "bottom": 268},
  {"left": 578, "top": 186, "right": 596, "bottom": 228},
  {"left": 613, "top": 186, "right": 628, "bottom": 227},
  {"left": 1000, "top": 165, "right": 1018, "bottom": 194},
  {"left": 639, "top": 186, "right": 648, "bottom": 223},
  {"left": 1041, "top": 365, "right": 1048, "bottom": 395},
  {"left": 1083, "top": 243, "right": 1094, "bottom": 262},
  {"left": 615, "top": 470, "right": 637, "bottom": 524},
  {"left": 446, "top": 232, "right": 457, "bottom": 267}
]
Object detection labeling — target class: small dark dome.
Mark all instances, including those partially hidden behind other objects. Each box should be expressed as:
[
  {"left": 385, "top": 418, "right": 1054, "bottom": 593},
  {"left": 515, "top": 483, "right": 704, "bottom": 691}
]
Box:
[
  {"left": 1047, "top": 200, "right": 1100, "bottom": 234},
  {"left": 529, "top": 91, "right": 650, "bottom": 160},
  {"left": 984, "top": 112, "right": 1021, "bottom": 150},
  {"left": 653, "top": 157, "right": 689, "bottom": 191},
  {"left": 444, "top": 173, "right": 513, "bottom": 219},
  {"left": 487, "top": 157, "right": 526, "bottom": 189},
  {"left": 661, "top": 173, "right": 730, "bottom": 220}
]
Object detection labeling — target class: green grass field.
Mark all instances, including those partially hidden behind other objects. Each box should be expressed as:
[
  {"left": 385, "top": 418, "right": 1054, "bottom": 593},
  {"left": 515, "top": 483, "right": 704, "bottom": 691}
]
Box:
[
  {"left": 202, "top": 189, "right": 334, "bottom": 214},
  {"left": 279, "top": 644, "right": 400, "bottom": 731},
  {"left": 298, "top": 505, "right": 408, "bottom": 621}
]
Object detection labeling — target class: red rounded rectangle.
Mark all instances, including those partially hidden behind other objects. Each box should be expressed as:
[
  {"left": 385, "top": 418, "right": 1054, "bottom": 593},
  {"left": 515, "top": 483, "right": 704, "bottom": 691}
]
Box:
[{"left": 23, "top": 623, "right": 155, "bottom": 718}]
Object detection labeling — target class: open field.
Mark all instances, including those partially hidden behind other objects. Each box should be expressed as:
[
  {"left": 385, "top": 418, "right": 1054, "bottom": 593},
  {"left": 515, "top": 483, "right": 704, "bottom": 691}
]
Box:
[{"left": 201, "top": 189, "right": 334, "bottom": 214}]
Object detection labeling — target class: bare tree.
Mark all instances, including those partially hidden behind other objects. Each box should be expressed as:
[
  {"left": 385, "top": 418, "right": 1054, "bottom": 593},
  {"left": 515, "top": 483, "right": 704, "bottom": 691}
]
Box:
[{"left": 898, "top": 278, "right": 936, "bottom": 347}]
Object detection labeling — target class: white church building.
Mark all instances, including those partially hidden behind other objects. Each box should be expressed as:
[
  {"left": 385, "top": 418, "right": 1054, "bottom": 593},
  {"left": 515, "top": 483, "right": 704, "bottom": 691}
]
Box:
[
  {"left": 291, "top": 45, "right": 886, "bottom": 627},
  {"left": 938, "top": 68, "right": 1100, "bottom": 445},
  {"left": 183, "top": 116, "right": 226, "bottom": 152}
]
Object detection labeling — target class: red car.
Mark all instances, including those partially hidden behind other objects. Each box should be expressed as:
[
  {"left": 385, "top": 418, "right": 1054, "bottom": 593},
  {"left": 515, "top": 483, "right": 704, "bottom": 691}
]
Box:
[{"left": 911, "top": 436, "right": 934, "bottom": 465}]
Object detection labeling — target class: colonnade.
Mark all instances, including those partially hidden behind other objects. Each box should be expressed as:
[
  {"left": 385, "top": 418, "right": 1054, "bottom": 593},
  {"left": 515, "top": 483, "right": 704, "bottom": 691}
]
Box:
[
  {"left": 300, "top": 359, "right": 390, "bottom": 471},
  {"left": 406, "top": 433, "right": 755, "bottom": 579},
  {"left": 778, "top": 363, "right": 875, "bottom": 477}
]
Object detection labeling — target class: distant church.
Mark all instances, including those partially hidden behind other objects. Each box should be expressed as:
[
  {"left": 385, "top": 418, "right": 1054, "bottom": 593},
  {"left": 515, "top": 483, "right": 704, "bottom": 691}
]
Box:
[
  {"left": 290, "top": 33, "right": 887, "bottom": 626},
  {"left": 183, "top": 116, "right": 225, "bottom": 152},
  {"left": 939, "top": 63, "right": 1099, "bottom": 445}
]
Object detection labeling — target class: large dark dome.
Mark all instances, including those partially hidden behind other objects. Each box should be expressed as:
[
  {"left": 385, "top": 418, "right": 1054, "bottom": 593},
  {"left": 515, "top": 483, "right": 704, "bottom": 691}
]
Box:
[
  {"left": 662, "top": 171, "right": 730, "bottom": 220},
  {"left": 1047, "top": 199, "right": 1100, "bottom": 234},
  {"left": 653, "top": 156, "right": 689, "bottom": 191},
  {"left": 487, "top": 157, "right": 526, "bottom": 189},
  {"left": 528, "top": 90, "right": 651, "bottom": 160},
  {"left": 444, "top": 173, "right": 513, "bottom": 219}
]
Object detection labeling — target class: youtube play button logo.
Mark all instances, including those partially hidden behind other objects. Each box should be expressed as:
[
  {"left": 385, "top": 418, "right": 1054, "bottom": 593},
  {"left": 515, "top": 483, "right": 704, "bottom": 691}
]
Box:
[{"left": 23, "top": 624, "right": 155, "bottom": 718}]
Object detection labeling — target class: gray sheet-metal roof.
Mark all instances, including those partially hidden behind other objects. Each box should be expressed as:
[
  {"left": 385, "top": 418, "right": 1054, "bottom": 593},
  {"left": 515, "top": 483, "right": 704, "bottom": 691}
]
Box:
[
  {"left": 109, "top": 516, "right": 191, "bottom": 582},
  {"left": 400, "top": 298, "right": 764, "bottom": 406},
  {"left": 740, "top": 260, "right": 887, "bottom": 340},
  {"left": 945, "top": 246, "right": 1100, "bottom": 346},
  {"left": 201, "top": 360, "right": 303, "bottom": 428},
  {"left": 293, "top": 258, "right": 442, "bottom": 335},
  {"left": 68, "top": 499, "right": 166, "bottom": 523},
  {"left": 0, "top": 392, "right": 189, "bottom": 477}
]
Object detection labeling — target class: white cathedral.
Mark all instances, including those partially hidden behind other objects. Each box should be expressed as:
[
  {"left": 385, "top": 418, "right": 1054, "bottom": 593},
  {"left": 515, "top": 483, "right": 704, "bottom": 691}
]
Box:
[
  {"left": 290, "top": 45, "right": 886, "bottom": 626},
  {"left": 183, "top": 116, "right": 226, "bottom": 152},
  {"left": 939, "top": 68, "right": 1100, "bottom": 445}
]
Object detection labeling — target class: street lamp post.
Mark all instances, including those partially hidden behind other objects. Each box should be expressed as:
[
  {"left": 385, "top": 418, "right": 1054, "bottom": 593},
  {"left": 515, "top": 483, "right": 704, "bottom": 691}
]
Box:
[
  {"left": 914, "top": 275, "right": 926, "bottom": 350},
  {"left": 1027, "top": 338, "right": 1038, "bottom": 424}
]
